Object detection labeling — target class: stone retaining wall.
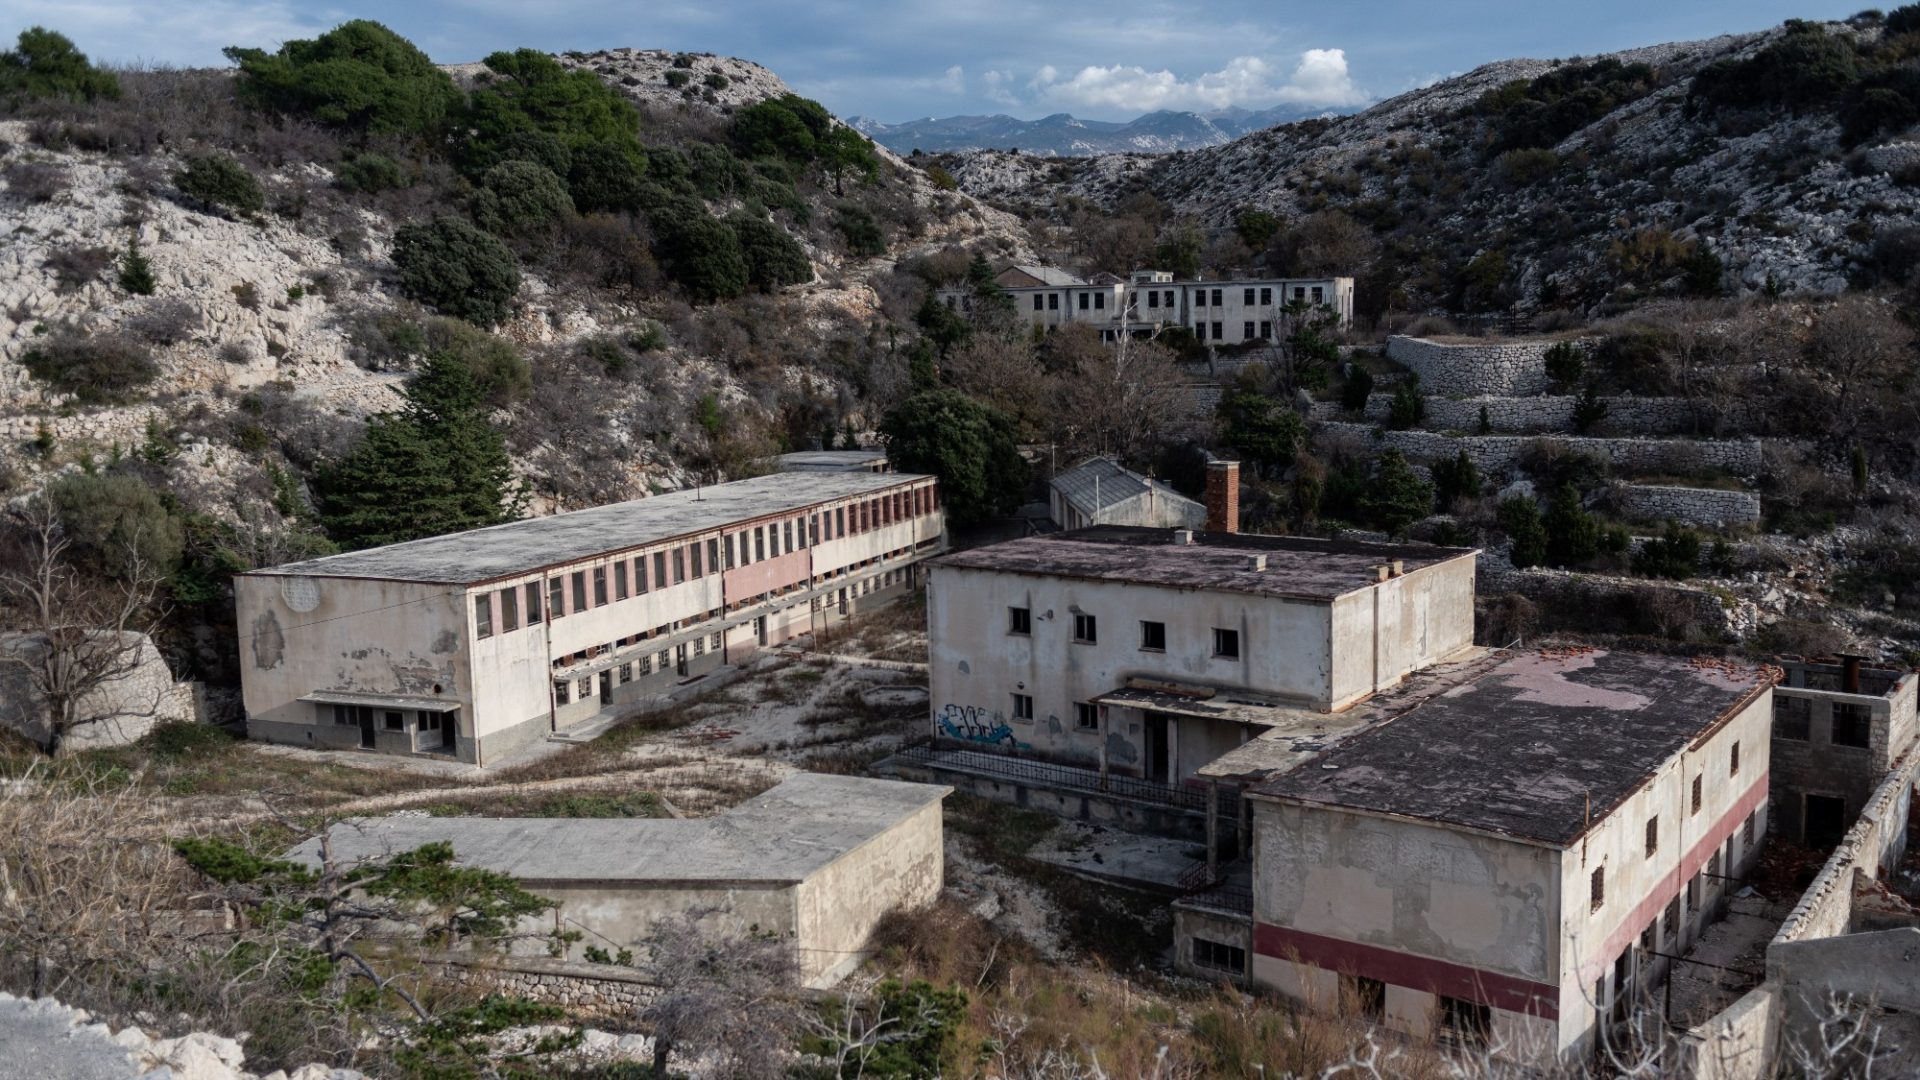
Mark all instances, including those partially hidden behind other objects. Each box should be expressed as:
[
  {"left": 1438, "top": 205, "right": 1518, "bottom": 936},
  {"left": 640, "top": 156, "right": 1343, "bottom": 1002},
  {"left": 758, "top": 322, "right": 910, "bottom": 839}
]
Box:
[
  {"left": 429, "top": 955, "right": 660, "bottom": 1017},
  {"left": 1613, "top": 484, "right": 1762, "bottom": 528},
  {"left": 1864, "top": 141, "right": 1920, "bottom": 176},
  {"left": 1385, "top": 335, "right": 1582, "bottom": 396},
  {"left": 1311, "top": 393, "right": 1703, "bottom": 436},
  {"left": 1313, "top": 421, "right": 1763, "bottom": 478}
]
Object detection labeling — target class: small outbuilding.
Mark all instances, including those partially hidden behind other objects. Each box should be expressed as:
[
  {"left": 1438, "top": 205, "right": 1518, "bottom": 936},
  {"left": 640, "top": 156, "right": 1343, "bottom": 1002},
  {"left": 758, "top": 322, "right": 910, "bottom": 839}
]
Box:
[
  {"left": 1048, "top": 457, "right": 1206, "bottom": 532},
  {"left": 293, "top": 773, "right": 950, "bottom": 988}
]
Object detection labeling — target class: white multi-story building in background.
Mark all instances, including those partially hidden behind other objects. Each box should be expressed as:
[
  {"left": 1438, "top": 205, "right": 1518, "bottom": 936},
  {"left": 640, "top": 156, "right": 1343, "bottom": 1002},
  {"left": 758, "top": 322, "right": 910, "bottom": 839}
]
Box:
[
  {"left": 236, "top": 473, "right": 945, "bottom": 765},
  {"left": 934, "top": 264, "right": 1355, "bottom": 340}
]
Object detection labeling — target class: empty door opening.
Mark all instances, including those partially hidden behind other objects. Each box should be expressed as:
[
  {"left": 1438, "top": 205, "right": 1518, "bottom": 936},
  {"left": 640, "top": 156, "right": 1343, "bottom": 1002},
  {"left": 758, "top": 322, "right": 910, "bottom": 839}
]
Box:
[
  {"left": 1145, "top": 713, "right": 1170, "bottom": 783},
  {"left": 1805, "top": 794, "right": 1847, "bottom": 848}
]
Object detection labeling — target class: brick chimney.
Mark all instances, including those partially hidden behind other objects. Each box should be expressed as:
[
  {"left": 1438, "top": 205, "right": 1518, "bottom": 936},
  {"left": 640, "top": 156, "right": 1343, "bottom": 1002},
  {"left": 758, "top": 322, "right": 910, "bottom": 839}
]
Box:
[{"left": 1205, "top": 460, "right": 1240, "bottom": 534}]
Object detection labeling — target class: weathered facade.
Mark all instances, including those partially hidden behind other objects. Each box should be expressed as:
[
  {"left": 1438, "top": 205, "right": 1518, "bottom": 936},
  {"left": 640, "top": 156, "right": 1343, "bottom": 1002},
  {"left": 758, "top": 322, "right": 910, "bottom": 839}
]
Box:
[
  {"left": 925, "top": 526, "right": 1477, "bottom": 780},
  {"left": 1768, "top": 658, "right": 1918, "bottom": 845},
  {"left": 1243, "top": 650, "right": 1773, "bottom": 1063},
  {"left": 293, "top": 773, "right": 949, "bottom": 988},
  {"left": 935, "top": 266, "right": 1356, "bottom": 338},
  {"left": 237, "top": 473, "right": 946, "bottom": 765}
]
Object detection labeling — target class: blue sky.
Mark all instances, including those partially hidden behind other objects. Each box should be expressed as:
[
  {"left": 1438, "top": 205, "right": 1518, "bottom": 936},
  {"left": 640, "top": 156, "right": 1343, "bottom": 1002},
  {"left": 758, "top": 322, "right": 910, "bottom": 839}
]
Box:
[{"left": 4, "top": 0, "right": 1868, "bottom": 121}]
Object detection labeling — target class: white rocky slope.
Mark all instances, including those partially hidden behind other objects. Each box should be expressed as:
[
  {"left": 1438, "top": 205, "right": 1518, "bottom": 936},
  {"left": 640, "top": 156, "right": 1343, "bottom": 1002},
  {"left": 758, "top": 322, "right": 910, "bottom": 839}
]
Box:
[{"left": 0, "top": 991, "right": 362, "bottom": 1080}]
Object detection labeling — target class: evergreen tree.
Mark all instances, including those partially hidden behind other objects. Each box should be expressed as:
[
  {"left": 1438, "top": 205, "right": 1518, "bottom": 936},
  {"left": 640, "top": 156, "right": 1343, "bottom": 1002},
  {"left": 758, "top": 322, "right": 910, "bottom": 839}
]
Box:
[
  {"left": 316, "top": 354, "right": 520, "bottom": 549},
  {"left": 1498, "top": 495, "right": 1548, "bottom": 568},
  {"left": 1217, "top": 390, "right": 1304, "bottom": 479},
  {"left": 1543, "top": 483, "right": 1600, "bottom": 567},
  {"left": 1431, "top": 448, "right": 1481, "bottom": 509},
  {"left": 1360, "top": 450, "right": 1434, "bottom": 537},
  {"left": 118, "top": 235, "right": 155, "bottom": 295},
  {"left": 0, "top": 27, "right": 120, "bottom": 103},
  {"left": 879, "top": 389, "right": 1026, "bottom": 526},
  {"left": 225, "top": 20, "right": 459, "bottom": 136}
]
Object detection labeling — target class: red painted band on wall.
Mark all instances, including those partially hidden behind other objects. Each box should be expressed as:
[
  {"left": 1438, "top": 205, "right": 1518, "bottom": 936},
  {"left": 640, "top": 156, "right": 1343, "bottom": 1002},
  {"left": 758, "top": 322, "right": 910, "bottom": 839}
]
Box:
[{"left": 1253, "top": 923, "right": 1561, "bottom": 1021}]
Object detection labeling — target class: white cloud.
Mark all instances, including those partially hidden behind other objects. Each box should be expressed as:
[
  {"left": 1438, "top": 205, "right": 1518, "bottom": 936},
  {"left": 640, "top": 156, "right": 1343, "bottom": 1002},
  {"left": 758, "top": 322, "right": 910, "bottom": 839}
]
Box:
[
  {"left": 934, "top": 64, "right": 965, "bottom": 95},
  {"left": 981, "top": 69, "right": 1019, "bottom": 107},
  {"left": 1029, "top": 49, "right": 1368, "bottom": 114}
]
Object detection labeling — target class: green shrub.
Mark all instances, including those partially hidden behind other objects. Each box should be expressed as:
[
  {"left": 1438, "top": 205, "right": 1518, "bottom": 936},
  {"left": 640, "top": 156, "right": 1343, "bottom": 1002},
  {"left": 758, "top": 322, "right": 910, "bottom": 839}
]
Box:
[
  {"left": 391, "top": 217, "right": 522, "bottom": 327},
  {"left": 1633, "top": 520, "right": 1703, "bottom": 579},
  {"left": 23, "top": 328, "right": 159, "bottom": 405},
  {"left": 727, "top": 211, "right": 812, "bottom": 290},
  {"left": 139, "top": 721, "right": 236, "bottom": 761},
  {"left": 335, "top": 152, "right": 411, "bottom": 193},
  {"left": 924, "top": 163, "right": 958, "bottom": 191},
  {"left": 1495, "top": 147, "right": 1559, "bottom": 186},
  {"left": 671, "top": 54, "right": 695, "bottom": 69},
  {"left": 566, "top": 142, "right": 648, "bottom": 214},
  {"left": 225, "top": 20, "right": 460, "bottom": 135},
  {"left": 1431, "top": 448, "right": 1481, "bottom": 508},
  {"left": 1474, "top": 58, "right": 1657, "bottom": 152},
  {"left": 1544, "top": 483, "right": 1601, "bottom": 567},
  {"left": 731, "top": 94, "right": 834, "bottom": 164},
  {"left": 118, "top": 236, "right": 155, "bottom": 295},
  {"left": 1498, "top": 495, "right": 1548, "bottom": 568},
  {"left": 420, "top": 317, "right": 531, "bottom": 407},
  {"left": 1546, "top": 344, "right": 1591, "bottom": 389},
  {"left": 834, "top": 204, "right": 886, "bottom": 257},
  {"left": 1385, "top": 375, "right": 1426, "bottom": 430},
  {"left": 880, "top": 389, "right": 1027, "bottom": 526},
  {"left": 174, "top": 154, "right": 266, "bottom": 216},
  {"left": 1217, "top": 390, "right": 1304, "bottom": 478},
  {"left": 649, "top": 200, "right": 747, "bottom": 303},
  {"left": 45, "top": 471, "right": 185, "bottom": 579},
  {"left": 1570, "top": 383, "right": 1609, "bottom": 434},
  {"left": 1690, "top": 21, "right": 1860, "bottom": 115},
  {"left": 0, "top": 27, "right": 119, "bottom": 103},
  {"left": 462, "top": 49, "right": 643, "bottom": 170},
  {"left": 664, "top": 69, "right": 691, "bottom": 88},
  {"left": 471, "top": 160, "right": 575, "bottom": 235},
  {"left": 1891, "top": 4, "right": 1920, "bottom": 34},
  {"left": 1359, "top": 450, "right": 1434, "bottom": 537},
  {"left": 703, "top": 72, "right": 729, "bottom": 89},
  {"left": 1340, "top": 366, "right": 1374, "bottom": 412}
]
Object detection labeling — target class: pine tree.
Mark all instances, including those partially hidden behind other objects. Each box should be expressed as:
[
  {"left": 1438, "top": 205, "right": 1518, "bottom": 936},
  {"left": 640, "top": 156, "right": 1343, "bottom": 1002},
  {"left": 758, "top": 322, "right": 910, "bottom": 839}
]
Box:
[
  {"left": 1360, "top": 450, "right": 1434, "bottom": 537},
  {"left": 316, "top": 354, "right": 520, "bottom": 549},
  {"left": 1543, "top": 483, "right": 1600, "bottom": 567},
  {"left": 118, "top": 235, "right": 155, "bottom": 295}
]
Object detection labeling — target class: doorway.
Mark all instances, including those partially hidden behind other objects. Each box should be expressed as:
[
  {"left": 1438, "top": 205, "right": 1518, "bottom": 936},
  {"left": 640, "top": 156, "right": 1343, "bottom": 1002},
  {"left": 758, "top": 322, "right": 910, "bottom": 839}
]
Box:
[
  {"left": 599, "top": 670, "right": 613, "bottom": 707},
  {"left": 675, "top": 643, "right": 689, "bottom": 677},
  {"left": 755, "top": 615, "right": 768, "bottom": 646},
  {"left": 440, "top": 712, "right": 456, "bottom": 751},
  {"left": 1145, "top": 713, "right": 1170, "bottom": 783},
  {"left": 356, "top": 705, "right": 375, "bottom": 749},
  {"left": 1805, "top": 794, "right": 1847, "bottom": 848}
]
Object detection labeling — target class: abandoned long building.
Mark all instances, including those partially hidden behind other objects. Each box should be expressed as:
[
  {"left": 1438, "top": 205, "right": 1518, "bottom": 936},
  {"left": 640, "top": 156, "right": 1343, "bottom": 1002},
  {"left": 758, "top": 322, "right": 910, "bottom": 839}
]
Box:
[
  {"left": 935, "top": 265, "right": 1357, "bottom": 340},
  {"left": 237, "top": 472, "right": 946, "bottom": 765}
]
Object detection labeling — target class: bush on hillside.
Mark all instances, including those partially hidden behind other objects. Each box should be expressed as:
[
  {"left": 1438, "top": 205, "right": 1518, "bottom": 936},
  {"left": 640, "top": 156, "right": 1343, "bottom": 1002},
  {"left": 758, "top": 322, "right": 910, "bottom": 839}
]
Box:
[
  {"left": 225, "top": 20, "right": 460, "bottom": 135},
  {"left": 22, "top": 327, "right": 159, "bottom": 405},
  {"left": 1359, "top": 450, "right": 1434, "bottom": 537},
  {"left": 1474, "top": 58, "right": 1658, "bottom": 153},
  {"left": 567, "top": 142, "right": 648, "bottom": 214},
  {"left": 1385, "top": 373, "right": 1425, "bottom": 429},
  {"left": 1634, "top": 520, "right": 1703, "bottom": 579},
  {"left": 1891, "top": 4, "right": 1920, "bottom": 34},
  {"left": 334, "top": 152, "right": 411, "bottom": 193},
  {"left": 1498, "top": 495, "right": 1549, "bottom": 568},
  {"left": 174, "top": 154, "right": 266, "bottom": 216},
  {"left": 834, "top": 204, "right": 886, "bottom": 257},
  {"left": 726, "top": 211, "right": 812, "bottom": 290},
  {"left": 462, "top": 49, "right": 644, "bottom": 171},
  {"left": 471, "top": 160, "right": 574, "bottom": 236},
  {"left": 1689, "top": 21, "right": 1860, "bottom": 115},
  {"left": 731, "top": 94, "right": 833, "bottom": 164},
  {"left": 391, "top": 217, "right": 522, "bottom": 327},
  {"left": 44, "top": 471, "right": 186, "bottom": 579},
  {"left": 419, "top": 317, "right": 531, "bottom": 408},
  {"left": 0, "top": 27, "right": 120, "bottom": 104},
  {"left": 649, "top": 199, "right": 747, "bottom": 303}
]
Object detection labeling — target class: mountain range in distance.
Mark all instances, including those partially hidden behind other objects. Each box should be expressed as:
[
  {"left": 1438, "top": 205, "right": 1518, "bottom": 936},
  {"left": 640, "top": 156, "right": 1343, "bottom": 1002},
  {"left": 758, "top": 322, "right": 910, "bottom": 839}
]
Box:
[{"left": 847, "top": 103, "right": 1350, "bottom": 157}]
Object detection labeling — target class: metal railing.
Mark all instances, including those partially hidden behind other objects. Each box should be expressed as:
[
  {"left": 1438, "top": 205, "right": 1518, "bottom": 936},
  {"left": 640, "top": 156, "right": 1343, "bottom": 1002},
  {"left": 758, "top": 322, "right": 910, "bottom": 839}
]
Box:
[{"left": 896, "top": 742, "right": 1240, "bottom": 815}]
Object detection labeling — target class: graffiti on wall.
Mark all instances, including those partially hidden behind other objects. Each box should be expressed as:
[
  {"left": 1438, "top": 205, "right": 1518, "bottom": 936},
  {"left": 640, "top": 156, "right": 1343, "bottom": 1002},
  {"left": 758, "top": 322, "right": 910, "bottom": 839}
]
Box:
[{"left": 936, "top": 704, "right": 1028, "bottom": 749}]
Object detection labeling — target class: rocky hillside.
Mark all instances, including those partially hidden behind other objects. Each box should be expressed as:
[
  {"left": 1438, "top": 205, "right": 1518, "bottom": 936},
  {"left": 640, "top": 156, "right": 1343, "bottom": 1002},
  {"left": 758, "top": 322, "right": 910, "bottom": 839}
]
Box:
[{"left": 943, "top": 17, "right": 1920, "bottom": 314}]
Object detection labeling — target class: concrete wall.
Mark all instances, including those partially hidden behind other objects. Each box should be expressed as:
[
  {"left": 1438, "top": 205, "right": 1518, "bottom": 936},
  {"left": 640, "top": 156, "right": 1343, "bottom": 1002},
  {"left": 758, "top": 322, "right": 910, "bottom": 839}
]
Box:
[
  {"left": 1312, "top": 421, "right": 1764, "bottom": 480},
  {"left": 794, "top": 797, "right": 945, "bottom": 987},
  {"left": 1315, "top": 393, "right": 1705, "bottom": 437},
  {"left": 1774, "top": 746, "right": 1920, "bottom": 946},
  {"left": 1248, "top": 800, "right": 1562, "bottom": 1056},
  {"left": 1327, "top": 558, "right": 1476, "bottom": 709},
  {"left": 529, "top": 880, "right": 796, "bottom": 963},
  {"left": 1173, "top": 905, "right": 1255, "bottom": 983},
  {"left": 1677, "top": 984, "right": 1782, "bottom": 1080},
  {"left": 1385, "top": 336, "right": 1572, "bottom": 396},
  {"left": 1769, "top": 667, "right": 1918, "bottom": 845},
  {"left": 1612, "top": 484, "right": 1761, "bottom": 529}
]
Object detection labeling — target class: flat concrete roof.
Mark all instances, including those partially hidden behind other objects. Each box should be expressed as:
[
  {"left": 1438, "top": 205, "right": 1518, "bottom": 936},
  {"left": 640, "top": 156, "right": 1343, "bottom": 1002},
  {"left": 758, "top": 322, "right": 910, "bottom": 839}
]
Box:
[
  {"left": 289, "top": 773, "right": 950, "bottom": 885},
  {"left": 247, "top": 472, "right": 929, "bottom": 585},
  {"left": 1254, "top": 649, "right": 1770, "bottom": 846},
  {"left": 931, "top": 526, "right": 1475, "bottom": 602}
]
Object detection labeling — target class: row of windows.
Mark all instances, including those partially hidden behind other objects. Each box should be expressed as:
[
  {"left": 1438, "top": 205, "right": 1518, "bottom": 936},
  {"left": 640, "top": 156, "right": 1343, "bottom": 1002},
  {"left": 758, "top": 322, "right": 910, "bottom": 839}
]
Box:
[
  {"left": 475, "top": 487, "right": 937, "bottom": 638},
  {"left": 329, "top": 704, "right": 447, "bottom": 734},
  {"left": 1588, "top": 741, "right": 1746, "bottom": 914},
  {"left": 553, "top": 632, "right": 730, "bottom": 704},
  {"left": 1009, "top": 608, "right": 1240, "bottom": 659},
  {"left": 1773, "top": 695, "right": 1872, "bottom": 747},
  {"left": 1007, "top": 284, "right": 1331, "bottom": 316}
]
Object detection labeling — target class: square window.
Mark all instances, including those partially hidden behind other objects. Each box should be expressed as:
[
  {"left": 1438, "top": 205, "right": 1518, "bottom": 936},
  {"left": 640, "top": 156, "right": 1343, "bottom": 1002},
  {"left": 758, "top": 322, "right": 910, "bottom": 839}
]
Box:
[
  {"left": 1213, "top": 628, "right": 1240, "bottom": 660},
  {"left": 1194, "top": 937, "right": 1247, "bottom": 974},
  {"left": 1072, "top": 612, "right": 1097, "bottom": 644},
  {"left": 1009, "top": 606, "right": 1032, "bottom": 635},
  {"left": 1012, "top": 693, "right": 1034, "bottom": 721},
  {"left": 1075, "top": 702, "right": 1099, "bottom": 730},
  {"left": 384, "top": 711, "right": 403, "bottom": 731},
  {"left": 474, "top": 594, "right": 493, "bottom": 638},
  {"left": 1140, "top": 620, "right": 1166, "bottom": 651},
  {"left": 501, "top": 587, "right": 519, "bottom": 632},
  {"left": 1833, "top": 703, "right": 1872, "bottom": 748},
  {"left": 1645, "top": 816, "right": 1659, "bottom": 858}
]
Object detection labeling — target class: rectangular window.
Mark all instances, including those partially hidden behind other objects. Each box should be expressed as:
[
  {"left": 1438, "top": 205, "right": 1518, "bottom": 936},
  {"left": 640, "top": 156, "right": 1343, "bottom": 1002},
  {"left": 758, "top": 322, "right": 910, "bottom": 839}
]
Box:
[
  {"left": 1342, "top": 974, "right": 1384, "bottom": 1019},
  {"left": 1210, "top": 288, "right": 1222, "bottom": 306},
  {"left": 525, "top": 582, "right": 542, "bottom": 623},
  {"left": 1312, "top": 286, "right": 1324, "bottom": 304},
  {"left": 1775, "top": 695, "right": 1811, "bottom": 739},
  {"left": 707, "top": 538, "right": 720, "bottom": 571},
  {"left": 1664, "top": 898, "right": 1680, "bottom": 942},
  {"left": 1075, "top": 702, "right": 1099, "bottom": 730},
  {"left": 549, "top": 577, "right": 564, "bottom": 619},
  {"left": 619, "top": 662, "right": 632, "bottom": 684},
  {"left": 1048, "top": 293, "right": 1060, "bottom": 310},
  {"left": 1730, "top": 740, "right": 1740, "bottom": 777},
  {"left": 1243, "top": 321, "right": 1255, "bottom": 340},
  {"left": 673, "top": 547, "right": 686, "bottom": 584},
  {"left": 783, "top": 520, "right": 794, "bottom": 552},
  {"left": 501, "top": 587, "right": 519, "bottom": 631},
  {"left": 1193, "top": 289, "right": 1206, "bottom": 308},
  {"left": 1033, "top": 294, "right": 1044, "bottom": 311},
  {"left": 725, "top": 534, "right": 738, "bottom": 568},
  {"left": 637, "top": 555, "right": 651, "bottom": 593},
  {"left": 1078, "top": 292, "right": 1089, "bottom": 310},
  {"left": 1260, "top": 287, "right": 1272, "bottom": 305},
  {"left": 1590, "top": 866, "right": 1605, "bottom": 912},
  {"left": 1008, "top": 606, "right": 1031, "bottom": 635},
  {"left": 1140, "top": 620, "right": 1166, "bottom": 651},
  {"left": 1833, "top": 703, "right": 1872, "bottom": 748},
  {"left": 1294, "top": 286, "right": 1306, "bottom": 300},
  {"left": 1691, "top": 774, "right": 1703, "bottom": 814},
  {"left": 836, "top": 506, "right": 847, "bottom": 535},
  {"left": 1147, "top": 291, "right": 1160, "bottom": 309},
  {"left": 555, "top": 681, "right": 569, "bottom": 705},
  {"left": 1260, "top": 320, "right": 1271, "bottom": 339},
  {"left": 691, "top": 542, "right": 703, "bottom": 578},
  {"left": 1072, "top": 612, "right": 1097, "bottom": 644},
  {"left": 380, "top": 710, "right": 402, "bottom": 731},
  {"left": 1744, "top": 810, "right": 1757, "bottom": 846},
  {"left": 1012, "top": 693, "right": 1034, "bottom": 721},
  {"left": 475, "top": 594, "right": 493, "bottom": 638},
  {"left": 571, "top": 571, "right": 587, "bottom": 612},
  {"left": 1213, "top": 628, "right": 1240, "bottom": 659},
  {"left": 1194, "top": 938, "right": 1247, "bottom": 974},
  {"left": 1646, "top": 816, "right": 1659, "bottom": 858},
  {"left": 1439, "top": 997, "right": 1490, "bottom": 1048},
  {"left": 614, "top": 561, "right": 629, "bottom": 600},
  {"left": 655, "top": 551, "right": 668, "bottom": 586},
  {"left": 1211, "top": 321, "right": 1223, "bottom": 340},
  {"left": 593, "top": 566, "right": 608, "bottom": 607},
  {"left": 755, "top": 528, "right": 766, "bottom": 561},
  {"left": 578, "top": 676, "right": 593, "bottom": 698},
  {"left": 1243, "top": 287, "right": 1255, "bottom": 305},
  {"left": 1094, "top": 292, "right": 1106, "bottom": 310}
]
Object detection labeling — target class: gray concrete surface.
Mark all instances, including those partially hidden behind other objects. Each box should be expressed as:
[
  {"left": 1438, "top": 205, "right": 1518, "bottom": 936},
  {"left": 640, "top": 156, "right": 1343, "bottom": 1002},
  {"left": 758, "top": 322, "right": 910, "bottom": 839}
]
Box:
[{"left": 0, "top": 994, "right": 139, "bottom": 1080}]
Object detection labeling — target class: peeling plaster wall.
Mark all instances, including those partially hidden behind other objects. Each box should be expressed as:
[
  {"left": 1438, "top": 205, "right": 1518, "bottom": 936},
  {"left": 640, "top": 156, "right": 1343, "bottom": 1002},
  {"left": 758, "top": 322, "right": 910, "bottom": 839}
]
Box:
[
  {"left": 234, "top": 574, "right": 469, "bottom": 756},
  {"left": 794, "top": 798, "right": 945, "bottom": 987}
]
